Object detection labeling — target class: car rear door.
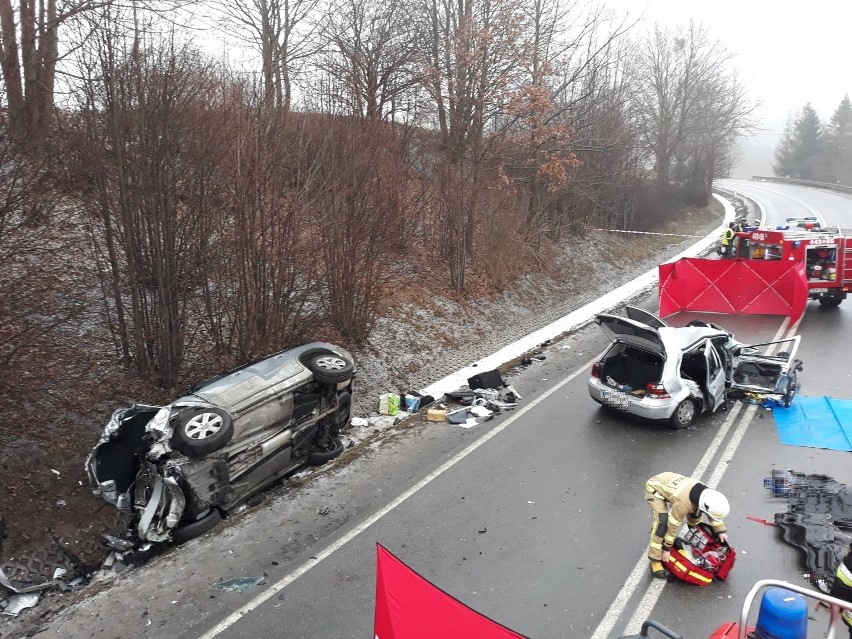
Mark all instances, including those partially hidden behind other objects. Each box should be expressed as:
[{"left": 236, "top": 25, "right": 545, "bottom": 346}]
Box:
[{"left": 595, "top": 314, "right": 666, "bottom": 356}]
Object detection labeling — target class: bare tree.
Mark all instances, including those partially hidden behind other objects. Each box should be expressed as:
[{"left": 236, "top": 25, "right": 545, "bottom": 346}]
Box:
[
  {"left": 309, "top": 119, "right": 409, "bottom": 341},
  {"left": 209, "top": 0, "right": 325, "bottom": 111},
  {"left": 318, "top": 0, "right": 419, "bottom": 120},
  {"left": 202, "top": 102, "right": 326, "bottom": 360},
  {"left": 0, "top": 141, "right": 88, "bottom": 395},
  {"left": 414, "top": 0, "right": 529, "bottom": 289},
  {"left": 0, "top": 0, "right": 70, "bottom": 141},
  {"left": 630, "top": 22, "right": 755, "bottom": 194},
  {"left": 69, "top": 18, "right": 234, "bottom": 386},
  {"left": 508, "top": 0, "right": 634, "bottom": 241}
]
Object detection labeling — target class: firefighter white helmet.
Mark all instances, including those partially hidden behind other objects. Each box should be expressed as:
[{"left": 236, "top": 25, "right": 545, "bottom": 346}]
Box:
[{"left": 699, "top": 490, "right": 730, "bottom": 521}]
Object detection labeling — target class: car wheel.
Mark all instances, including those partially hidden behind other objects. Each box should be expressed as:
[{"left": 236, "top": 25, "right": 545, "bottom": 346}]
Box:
[
  {"left": 308, "top": 436, "right": 344, "bottom": 466},
  {"left": 172, "top": 407, "right": 234, "bottom": 457},
  {"left": 330, "top": 391, "right": 351, "bottom": 436},
  {"left": 783, "top": 376, "right": 798, "bottom": 408},
  {"left": 172, "top": 508, "right": 222, "bottom": 544},
  {"left": 669, "top": 399, "right": 696, "bottom": 430},
  {"left": 819, "top": 297, "right": 842, "bottom": 307},
  {"left": 306, "top": 354, "right": 354, "bottom": 385}
]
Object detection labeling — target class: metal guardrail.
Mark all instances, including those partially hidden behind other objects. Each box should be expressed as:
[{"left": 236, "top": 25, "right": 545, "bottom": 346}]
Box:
[{"left": 751, "top": 176, "right": 852, "bottom": 195}]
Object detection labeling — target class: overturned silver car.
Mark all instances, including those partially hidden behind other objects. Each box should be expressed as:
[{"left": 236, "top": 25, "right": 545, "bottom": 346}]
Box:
[{"left": 86, "top": 343, "right": 355, "bottom": 544}]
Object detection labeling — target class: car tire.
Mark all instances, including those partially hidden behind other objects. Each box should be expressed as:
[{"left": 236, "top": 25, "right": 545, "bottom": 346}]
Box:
[
  {"left": 308, "top": 436, "right": 344, "bottom": 466},
  {"left": 172, "top": 407, "right": 234, "bottom": 457},
  {"left": 330, "top": 391, "right": 351, "bottom": 436},
  {"left": 306, "top": 354, "right": 354, "bottom": 385},
  {"left": 783, "top": 376, "right": 798, "bottom": 408},
  {"left": 669, "top": 399, "right": 696, "bottom": 430},
  {"left": 172, "top": 508, "right": 222, "bottom": 544},
  {"left": 819, "top": 297, "right": 842, "bottom": 308}
]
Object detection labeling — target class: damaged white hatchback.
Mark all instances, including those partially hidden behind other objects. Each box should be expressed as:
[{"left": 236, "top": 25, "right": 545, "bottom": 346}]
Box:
[
  {"left": 86, "top": 342, "right": 355, "bottom": 544},
  {"left": 588, "top": 307, "right": 802, "bottom": 429}
]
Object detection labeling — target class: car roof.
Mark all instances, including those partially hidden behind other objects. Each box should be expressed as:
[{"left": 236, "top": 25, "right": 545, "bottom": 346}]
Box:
[
  {"left": 658, "top": 326, "right": 730, "bottom": 352},
  {"left": 597, "top": 313, "right": 729, "bottom": 356}
]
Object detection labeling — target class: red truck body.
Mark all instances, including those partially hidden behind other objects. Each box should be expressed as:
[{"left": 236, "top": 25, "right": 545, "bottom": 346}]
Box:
[{"left": 732, "top": 224, "right": 852, "bottom": 307}]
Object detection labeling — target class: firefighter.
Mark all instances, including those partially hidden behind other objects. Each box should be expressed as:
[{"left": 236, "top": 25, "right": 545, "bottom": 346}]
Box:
[
  {"left": 645, "top": 472, "right": 730, "bottom": 578},
  {"left": 829, "top": 543, "right": 852, "bottom": 639},
  {"left": 720, "top": 222, "right": 736, "bottom": 258}
]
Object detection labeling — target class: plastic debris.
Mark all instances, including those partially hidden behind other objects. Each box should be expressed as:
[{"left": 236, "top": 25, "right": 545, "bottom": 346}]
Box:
[
  {"left": 469, "top": 406, "right": 492, "bottom": 418},
  {"left": 350, "top": 417, "right": 368, "bottom": 427},
  {"left": 0, "top": 593, "right": 40, "bottom": 616},
  {"left": 214, "top": 575, "right": 267, "bottom": 592},
  {"left": 0, "top": 566, "right": 51, "bottom": 594},
  {"left": 103, "top": 534, "right": 136, "bottom": 551},
  {"left": 447, "top": 408, "right": 470, "bottom": 424}
]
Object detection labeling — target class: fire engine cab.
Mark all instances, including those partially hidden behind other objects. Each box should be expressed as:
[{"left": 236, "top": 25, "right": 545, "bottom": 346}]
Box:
[{"left": 731, "top": 218, "right": 852, "bottom": 307}]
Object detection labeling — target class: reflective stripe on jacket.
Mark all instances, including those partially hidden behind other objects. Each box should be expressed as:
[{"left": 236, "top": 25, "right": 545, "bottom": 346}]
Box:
[
  {"left": 830, "top": 549, "right": 852, "bottom": 627},
  {"left": 645, "top": 472, "right": 727, "bottom": 550}
]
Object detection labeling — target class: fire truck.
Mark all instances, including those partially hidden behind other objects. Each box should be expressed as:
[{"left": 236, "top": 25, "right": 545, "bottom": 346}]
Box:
[{"left": 730, "top": 217, "right": 852, "bottom": 307}]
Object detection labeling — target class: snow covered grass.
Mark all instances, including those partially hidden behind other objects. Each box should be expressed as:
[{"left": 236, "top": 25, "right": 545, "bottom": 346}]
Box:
[{"left": 349, "top": 203, "right": 727, "bottom": 424}]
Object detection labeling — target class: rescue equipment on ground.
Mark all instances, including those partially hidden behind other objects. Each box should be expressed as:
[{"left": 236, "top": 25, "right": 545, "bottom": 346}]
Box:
[{"left": 665, "top": 523, "right": 736, "bottom": 586}]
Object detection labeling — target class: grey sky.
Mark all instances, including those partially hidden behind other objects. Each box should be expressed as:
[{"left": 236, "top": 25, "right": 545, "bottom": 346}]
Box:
[{"left": 607, "top": 0, "right": 852, "bottom": 175}]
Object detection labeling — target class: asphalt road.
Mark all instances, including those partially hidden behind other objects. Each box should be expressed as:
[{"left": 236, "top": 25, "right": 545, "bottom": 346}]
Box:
[
  {"left": 716, "top": 178, "right": 852, "bottom": 228},
  {"left": 22, "top": 182, "right": 852, "bottom": 639}
]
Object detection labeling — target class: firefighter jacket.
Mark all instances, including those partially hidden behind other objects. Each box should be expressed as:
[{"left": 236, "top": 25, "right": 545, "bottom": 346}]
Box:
[
  {"left": 829, "top": 546, "right": 852, "bottom": 629},
  {"left": 645, "top": 472, "right": 727, "bottom": 551}
]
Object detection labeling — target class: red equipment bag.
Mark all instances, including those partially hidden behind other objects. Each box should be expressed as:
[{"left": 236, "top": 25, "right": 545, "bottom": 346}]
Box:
[{"left": 665, "top": 523, "right": 736, "bottom": 586}]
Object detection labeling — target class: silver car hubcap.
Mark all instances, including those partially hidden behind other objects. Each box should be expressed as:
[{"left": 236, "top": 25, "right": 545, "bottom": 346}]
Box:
[
  {"left": 678, "top": 402, "right": 694, "bottom": 424},
  {"left": 185, "top": 412, "right": 223, "bottom": 439},
  {"left": 316, "top": 356, "right": 346, "bottom": 371}
]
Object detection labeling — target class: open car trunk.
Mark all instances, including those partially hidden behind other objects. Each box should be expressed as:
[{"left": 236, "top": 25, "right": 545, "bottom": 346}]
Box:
[{"left": 598, "top": 345, "right": 664, "bottom": 394}]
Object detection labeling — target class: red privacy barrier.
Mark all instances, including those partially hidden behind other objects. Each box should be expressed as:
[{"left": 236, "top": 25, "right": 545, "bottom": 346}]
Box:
[
  {"left": 374, "top": 544, "right": 529, "bottom": 638},
  {"left": 659, "top": 258, "right": 808, "bottom": 322}
]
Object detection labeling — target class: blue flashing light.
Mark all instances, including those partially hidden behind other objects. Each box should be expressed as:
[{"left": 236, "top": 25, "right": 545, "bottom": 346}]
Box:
[{"left": 755, "top": 588, "right": 807, "bottom": 639}]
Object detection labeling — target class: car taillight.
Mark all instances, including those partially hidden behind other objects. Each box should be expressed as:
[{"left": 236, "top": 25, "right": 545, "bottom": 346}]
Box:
[
  {"left": 591, "top": 363, "right": 601, "bottom": 378},
  {"left": 645, "top": 383, "right": 670, "bottom": 398}
]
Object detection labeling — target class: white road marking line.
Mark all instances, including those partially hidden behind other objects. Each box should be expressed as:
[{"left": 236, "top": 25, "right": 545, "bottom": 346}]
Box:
[
  {"left": 622, "top": 403, "right": 758, "bottom": 636},
  {"left": 589, "top": 401, "right": 745, "bottom": 639},
  {"left": 195, "top": 356, "right": 601, "bottom": 639}
]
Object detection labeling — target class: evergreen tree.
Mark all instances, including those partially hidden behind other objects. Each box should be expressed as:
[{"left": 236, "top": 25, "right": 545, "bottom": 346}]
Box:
[
  {"left": 773, "top": 103, "right": 824, "bottom": 179},
  {"left": 823, "top": 95, "right": 852, "bottom": 185}
]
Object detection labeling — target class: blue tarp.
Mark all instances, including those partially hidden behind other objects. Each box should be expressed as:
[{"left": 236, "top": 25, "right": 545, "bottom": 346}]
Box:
[{"left": 773, "top": 396, "right": 852, "bottom": 451}]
